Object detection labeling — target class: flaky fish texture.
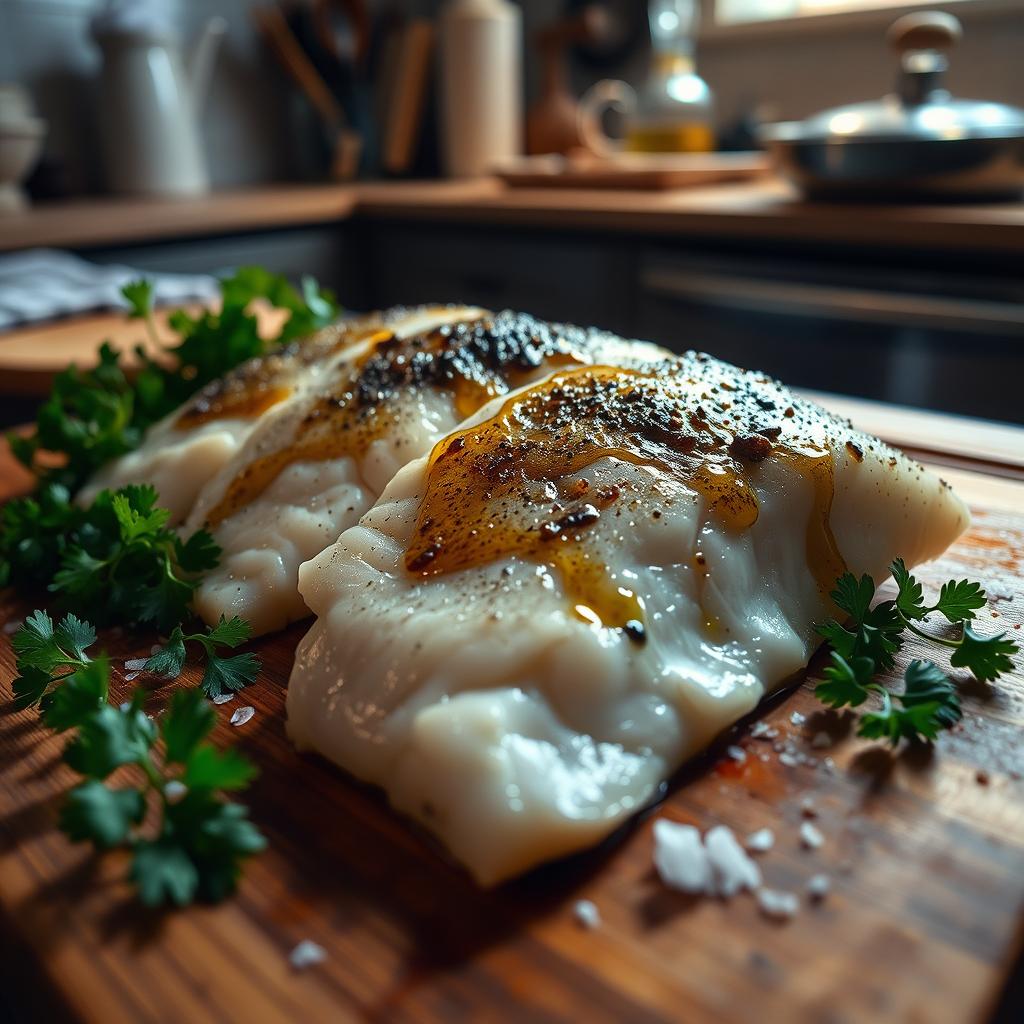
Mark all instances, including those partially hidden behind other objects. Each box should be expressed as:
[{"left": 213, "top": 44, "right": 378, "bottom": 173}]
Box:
[
  {"left": 78, "top": 315, "right": 386, "bottom": 522},
  {"left": 181, "top": 309, "right": 666, "bottom": 635},
  {"left": 286, "top": 353, "right": 969, "bottom": 886}
]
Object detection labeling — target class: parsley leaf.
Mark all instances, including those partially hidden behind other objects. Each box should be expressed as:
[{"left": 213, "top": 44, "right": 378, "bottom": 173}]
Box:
[
  {"left": 59, "top": 780, "right": 146, "bottom": 849},
  {"left": 816, "top": 559, "right": 1015, "bottom": 746},
  {"left": 933, "top": 579, "right": 987, "bottom": 623},
  {"left": 63, "top": 696, "right": 156, "bottom": 779},
  {"left": 121, "top": 279, "right": 154, "bottom": 321},
  {"left": 42, "top": 658, "right": 109, "bottom": 732},
  {"left": 891, "top": 558, "right": 926, "bottom": 621},
  {"left": 12, "top": 609, "right": 95, "bottom": 673},
  {"left": 8, "top": 618, "right": 265, "bottom": 908},
  {"left": 131, "top": 838, "right": 200, "bottom": 908},
  {"left": 831, "top": 572, "right": 876, "bottom": 622},
  {"left": 950, "top": 625, "right": 1018, "bottom": 683},
  {"left": 815, "top": 652, "right": 874, "bottom": 708},
  {"left": 161, "top": 688, "right": 215, "bottom": 764},
  {"left": 144, "top": 617, "right": 260, "bottom": 699},
  {"left": 44, "top": 485, "right": 219, "bottom": 630}
]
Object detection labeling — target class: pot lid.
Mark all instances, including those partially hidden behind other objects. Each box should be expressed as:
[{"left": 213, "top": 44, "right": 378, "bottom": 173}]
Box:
[{"left": 763, "top": 12, "right": 1024, "bottom": 146}]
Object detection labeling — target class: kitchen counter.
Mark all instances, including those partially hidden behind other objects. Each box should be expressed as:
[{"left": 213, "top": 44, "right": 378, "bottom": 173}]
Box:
[{"left": 4, "top": 179, "right": 1024, "bottom": 254}]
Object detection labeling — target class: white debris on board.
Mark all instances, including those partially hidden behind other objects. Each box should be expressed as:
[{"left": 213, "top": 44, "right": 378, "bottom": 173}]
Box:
[
  {"left": 811, "top": 731, "right": 833, "bottom": 749},
  {"left": 212, "top": 693, "right": 235, "bottom": 705},
  {"left": 750, "top": 722, "right": 777, "bottom": 740},
  {"left": 3, "top": 618, "right": 23, "bottom": 635},
  {"left": 745, "top": 828, "right": 775, "bottom": 853},
  {"left": 164, "top": 780, "right": 187, "bottom": 803},
  {"left": 790, "top": 711, "right": 806, "bottom": 727},
  {"left": 573, "top": 899, "right": 602, "bottom": 930},
  {"left": 807, "top": 874, "right": 831, "bottom": 901},
  {"left": 705, "top": 826, "right": 762, "bottom": 897},
  {"left": 230, "top": 705, "right": 255, "bottom": 727},
  {"left": 124, "top": 672, "right": 140, "bottom": 682},
  {"left": 289, "top": 940, "right": 327, "bottom": 970},
  {"left": 726, "top": 745, "right": 747, "bottom": 764},
  {"left": 653, "top": 820, "right": 711, "bottom": 894},
  {"left": 757, "top": 888, "right": 800, "bottom": 921},
  {"left": 800, "top": 822, "right": 825, "bottom": 850}
]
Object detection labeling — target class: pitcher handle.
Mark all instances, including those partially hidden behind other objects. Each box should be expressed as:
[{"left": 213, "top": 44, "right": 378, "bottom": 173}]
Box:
[{"left": 577, "top": 79, "right": 637, "bottom": 158}]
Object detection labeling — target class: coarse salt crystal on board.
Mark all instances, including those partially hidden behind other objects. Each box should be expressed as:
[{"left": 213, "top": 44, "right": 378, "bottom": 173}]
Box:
[
  {"left": 705, "top": 825, "right": 761, "bottom": 897},
  {"left": 289, "top": 940, "right": 327, "bottom": 970},
  {"left": 573, "top": 899, "right": 601, "bottom": 930},
  {"left": 757, "top": 888, "right": 799, "bottom": 921},
  {"left": 745, "top": 827, "right": 775, "bottom": 853},
  {"left": 653, "top": 820, "right": 711, "bottom": 894},
  {"left": 230, "top": 706, "right": 255, "bottom": 727}
]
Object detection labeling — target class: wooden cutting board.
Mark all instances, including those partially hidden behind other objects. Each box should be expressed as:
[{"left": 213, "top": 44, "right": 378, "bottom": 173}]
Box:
[{"left": 0, "top": 431, "right": 1022, "bottom": 1023}]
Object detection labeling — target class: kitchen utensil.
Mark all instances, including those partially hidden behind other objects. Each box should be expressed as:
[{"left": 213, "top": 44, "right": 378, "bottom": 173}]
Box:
[
  {"left": 761, "top": 12, "right": 1024, "bottom": 201},
  {"left": 525, "top": 6, "right": 610, "bottom": 156},
  {"left": 91, "top": 1, "right": 225, "bottom": 196},
  {"left": 0, "top": 84, "right": 46, "bottom": 213},
  {"left": 578, "top": 0, "right": 714, "bottom": 157},
  {"left": 252, "top": 5, "right": 362, "bottom": 181},
  {"left": 438, "top": 0, "right": 522, "bottom": 178}
]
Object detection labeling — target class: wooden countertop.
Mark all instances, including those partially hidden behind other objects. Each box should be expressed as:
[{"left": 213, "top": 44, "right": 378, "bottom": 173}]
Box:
[
  {"left": 4, "top": 179, "right": 1024, "bottom": 254},
  {"left": 1, "top": 397, "right": 1022, "bottom": 1023}
]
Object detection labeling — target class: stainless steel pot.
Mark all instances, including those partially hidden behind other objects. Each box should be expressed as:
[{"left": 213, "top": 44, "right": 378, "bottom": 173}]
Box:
[{"left": 761, "top": 12, "right": 1024, "bottom": 201}]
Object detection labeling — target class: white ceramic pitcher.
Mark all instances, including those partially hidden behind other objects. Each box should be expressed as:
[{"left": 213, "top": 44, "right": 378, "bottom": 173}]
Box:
[{"left": 92, "top": 4, "right": 226, "bottom": 195}]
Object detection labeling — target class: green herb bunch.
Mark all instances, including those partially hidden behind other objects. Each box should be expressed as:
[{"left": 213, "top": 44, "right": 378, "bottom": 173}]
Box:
[
  {"left": 12, "top": 610, "right": 265, "bottom": 907},
  {"left": 10, "top": 268, "right": 338, "bottom": 493},
  {"left": 816, "top": 559, "right": 1018, "bottom": 744}
]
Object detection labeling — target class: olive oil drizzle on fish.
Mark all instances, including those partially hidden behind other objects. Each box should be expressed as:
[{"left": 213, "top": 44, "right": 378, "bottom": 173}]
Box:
[
  {"left": 405, "top": 359, "right": 848, "bottom": 639},
  {"left": 176, "top": 321, "right": 374, "bottom": 430},
  {"left": 203, "top": 312, "right": 595, "bottom": 527}
]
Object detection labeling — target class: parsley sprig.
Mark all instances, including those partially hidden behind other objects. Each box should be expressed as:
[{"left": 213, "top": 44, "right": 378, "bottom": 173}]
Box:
[
  {"left": 10, "top": 268, "right": 338, "bottom": 493},
  {"left": 10, "top": 611, "right": 265, "bottom": 907},
  {"left": 1, "top": 483, "right": 218, "bottom": 631},
  {"left": 144, "top": 616, "right": 260, "bottom": 699},
  {"left": 816, "top": 559, "right": 1018, "bottom": 745}
]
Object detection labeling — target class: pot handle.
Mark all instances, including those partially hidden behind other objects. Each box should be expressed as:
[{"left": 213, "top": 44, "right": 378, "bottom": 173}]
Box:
[{"left": 887, "top": 11, "right": 961, "bottom": 106}]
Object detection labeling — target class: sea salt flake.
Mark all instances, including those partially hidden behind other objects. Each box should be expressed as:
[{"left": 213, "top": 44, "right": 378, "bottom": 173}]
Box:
[
  {"left": 811, "top": 731, "right": 833, "bottom": 749},
  {"left": 800, "top": 821, "right": 825, "bottom": 850},
  {"left": 705, "top": 825, "right": 761, "bottom": 897},
  {"left": 164, "top": 780, "right": 187, "bottom": 803},
  {"left": 790, "top": 711, "right": 806, "bottom": 727},
  {"left": 213, "top": 693, "right": 235, "bottom": 705},
  {"left": 726, "top": 745, "right": 747, "bottom": 763},
  {"left": 289, "top": 940, "right": 327, "bottom": 970},
  {"left": 124, "top": 658, "right": 148, "bottom": 672},
  {"left": 750, "top": 722, "right": 777, "bottom": 740},
  {"left": 778, "top": 752, "right": 800, "bottom": 768},
  {"left": 230, "top": 705, "right": 255, "bottom": 727},
  {"left": 124, "top": 672, "right": 140, "bottom": 682},
  {"left": 573, "top": 899, "right": 601, "bottom": 930},
  {"left": 807, "top": 874, "right": 831, "bottom": 900},
  {"left": 653, "top": 819, "right": 711, "bottom": 894},
  {"left": 757, "top": 888, "right": 799, "bottom": 921},
  {"left": 745, "top": 827, "right": 775, "bottom": 853}
]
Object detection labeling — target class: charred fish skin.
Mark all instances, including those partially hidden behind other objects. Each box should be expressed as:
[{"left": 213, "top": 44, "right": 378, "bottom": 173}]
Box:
[{"left": 286, "top": 353, "right": 968, "bottom": 886}]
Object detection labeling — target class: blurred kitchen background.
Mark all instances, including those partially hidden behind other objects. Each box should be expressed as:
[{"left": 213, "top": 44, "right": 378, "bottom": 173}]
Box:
[{"left": 1, "top": 0, "right": 1023, "bottom": 423}]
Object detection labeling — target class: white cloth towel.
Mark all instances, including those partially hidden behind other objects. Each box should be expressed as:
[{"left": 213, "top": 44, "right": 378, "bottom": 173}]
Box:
[{"left": 0, "top": 249, "right": 219, "bottom": 331}]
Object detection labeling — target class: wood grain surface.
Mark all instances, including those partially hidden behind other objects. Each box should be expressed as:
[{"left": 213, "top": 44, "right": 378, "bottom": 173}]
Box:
[{"left": 0, "top": 444, "right": 1022, "bottom": 1023}]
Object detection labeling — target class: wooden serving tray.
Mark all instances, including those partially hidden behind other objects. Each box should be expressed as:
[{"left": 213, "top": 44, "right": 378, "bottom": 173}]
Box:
[
  {"left": 0, "top": 419, "right": 1022, "bottom": 1023},
  {"left": 494, "top": 152, "right": 770, "bottom": 191}
]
